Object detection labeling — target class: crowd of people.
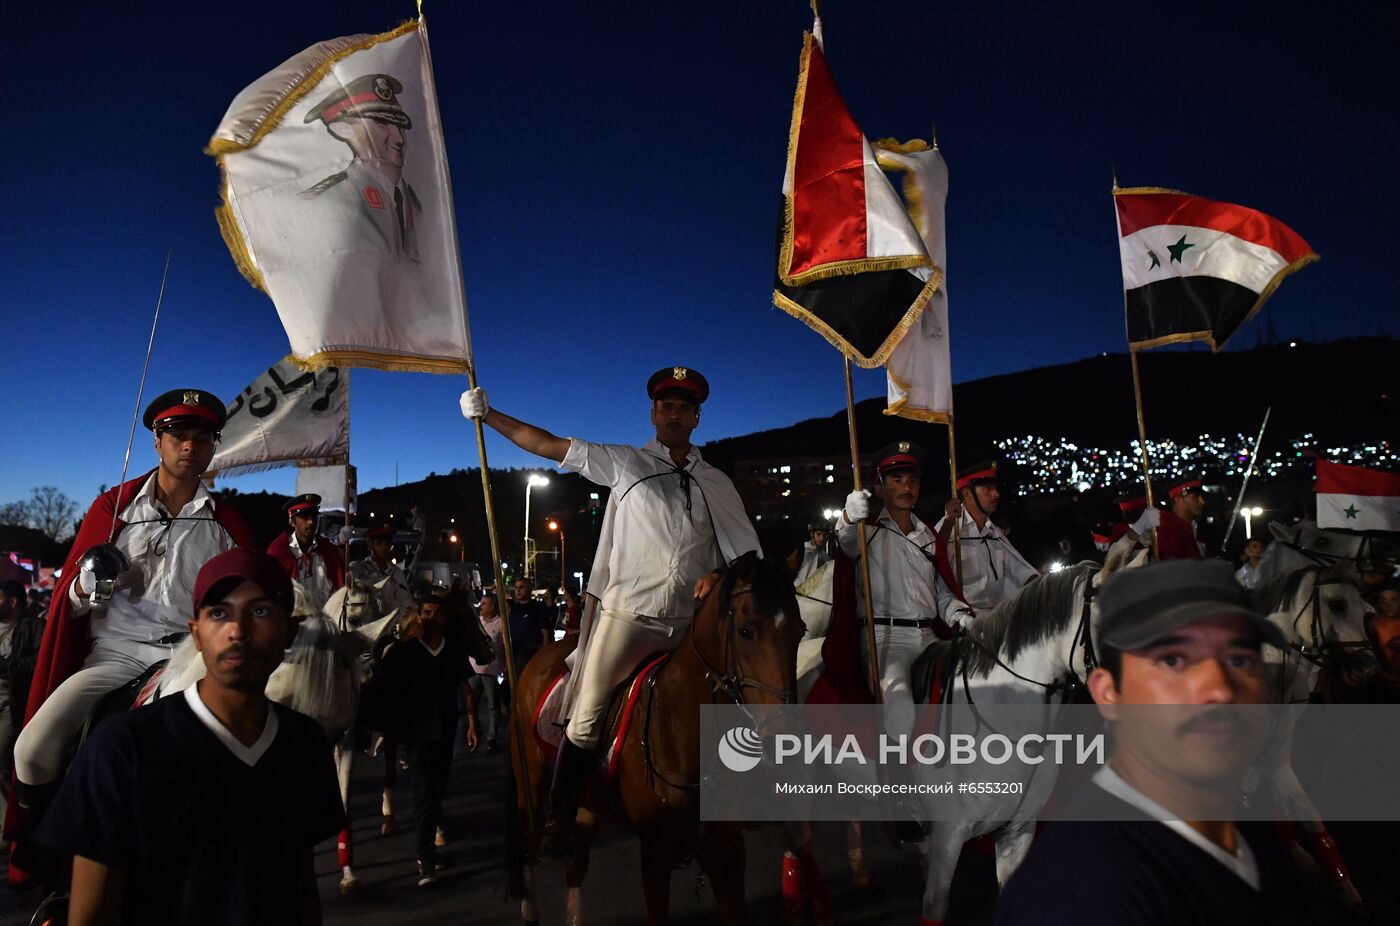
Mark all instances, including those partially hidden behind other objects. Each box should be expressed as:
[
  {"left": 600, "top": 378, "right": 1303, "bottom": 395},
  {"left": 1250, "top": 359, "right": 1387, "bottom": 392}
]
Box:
[{"left": 0, "top": 367, "right": 1392, "bottom": 924}]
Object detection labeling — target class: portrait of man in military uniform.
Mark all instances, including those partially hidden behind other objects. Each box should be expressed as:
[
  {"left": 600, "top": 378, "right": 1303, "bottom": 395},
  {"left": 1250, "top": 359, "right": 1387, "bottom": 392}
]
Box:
[{"left": 302, "top": 73, "right": 422, "bottom": 263}]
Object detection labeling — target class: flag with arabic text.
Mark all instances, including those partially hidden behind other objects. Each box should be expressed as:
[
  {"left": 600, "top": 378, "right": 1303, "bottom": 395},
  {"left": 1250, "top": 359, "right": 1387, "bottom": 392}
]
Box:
[{"left": 209, "top": 357, "right": 347, "bottom": 477}]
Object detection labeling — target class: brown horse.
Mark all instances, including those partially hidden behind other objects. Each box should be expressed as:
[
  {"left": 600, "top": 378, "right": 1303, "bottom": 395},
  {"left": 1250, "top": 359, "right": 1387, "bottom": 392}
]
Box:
[{"left": 508, "top": 552, "right": 804, "bottom": 925}]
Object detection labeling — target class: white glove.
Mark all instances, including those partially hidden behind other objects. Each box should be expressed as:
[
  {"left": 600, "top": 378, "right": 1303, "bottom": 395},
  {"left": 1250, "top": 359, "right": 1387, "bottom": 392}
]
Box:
[
  {"left": 337, "top": 526, "right": 353, "bottom": 546},
  {"left": 843, "top": 489, "right": 871, "bottom": 524},
  {"left": 1130, "top": 508, "right": 1160, "bottom": 536},
  {"left": 459, "top": 387, "right": 489, "bottom": 420},
  {"left": 78, "top": 563, "right": 100, "bottom": 596}
]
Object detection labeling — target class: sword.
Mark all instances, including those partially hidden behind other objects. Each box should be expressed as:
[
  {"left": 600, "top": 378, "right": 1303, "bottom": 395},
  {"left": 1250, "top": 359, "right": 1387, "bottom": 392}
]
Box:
[
  {"left": 82, "top": 251, "right": 173, "bottom": 604},
  {"left": 1219, "top": 406, "right": 1271, "bottom": 554}
]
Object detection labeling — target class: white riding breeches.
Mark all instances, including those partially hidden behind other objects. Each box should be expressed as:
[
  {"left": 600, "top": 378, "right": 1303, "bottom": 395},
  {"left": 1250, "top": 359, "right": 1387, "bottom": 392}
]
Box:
[
  {"left": 565, "top": 609, "right": 687, "bottom": 750},
  {"left": 14, "top": 637, "right": 175, "bottom": 785},
  {"left": 858, "top": 624, "right": 935, "bottom": 738}
]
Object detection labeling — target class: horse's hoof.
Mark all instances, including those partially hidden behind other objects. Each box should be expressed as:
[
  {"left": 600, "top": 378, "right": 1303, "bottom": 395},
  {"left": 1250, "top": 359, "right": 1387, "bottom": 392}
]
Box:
[
  {"left": 339, "top": 876, "right": 360, "bottom": 896},
  {"left": 381, "top": 816, "right": 398, "bottom": 836}
]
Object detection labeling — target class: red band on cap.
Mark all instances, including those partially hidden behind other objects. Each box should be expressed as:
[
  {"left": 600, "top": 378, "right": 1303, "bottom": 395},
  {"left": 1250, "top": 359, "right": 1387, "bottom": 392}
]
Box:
[
  {"left": 320, "top": 91, "right": 391, "bottom": 123},
  {"left": 1169, "top": 479, "right": 1203, "bottom": 499},
  {"left": 956, "top": 467, "right": 997, "bottom": 490},
  {"left": 877, "top": 454, "right": 920, "bottom": 476},
  {"left": 650, "top": 378, "right": 704, "bottom": 399},
  {"left": 153, "top": 404, "right": 219, "bottom": 427},
  {"left": 1117, "top": 496, "right": 1147, "bottom": 512},
  {"left": 287, "top": 502, "right": 317, "bottom": 513}
]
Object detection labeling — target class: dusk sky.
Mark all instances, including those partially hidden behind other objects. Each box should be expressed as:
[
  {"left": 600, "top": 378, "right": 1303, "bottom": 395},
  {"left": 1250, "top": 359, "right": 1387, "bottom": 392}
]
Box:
[{"left": 3, "top": 1, "right": 1395, "bottom": 510}]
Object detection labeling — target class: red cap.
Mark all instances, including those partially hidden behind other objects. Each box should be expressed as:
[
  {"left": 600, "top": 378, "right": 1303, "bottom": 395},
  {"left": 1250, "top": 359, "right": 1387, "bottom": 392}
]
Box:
[
  {"left": 1168, "top": 479, "right": 1204, "bottom": 499},
  {"left": 955, "top": 465, "right": 998, "bottom": 491},
  {"left": 1116, "top": 495, "right": 1147, "bottom": 513},
  {"left": 192, "top": 548, "right": 293, "bottom": 614},
  {"left": 366, "top": 526, "right": 393, "bottom": 541}
]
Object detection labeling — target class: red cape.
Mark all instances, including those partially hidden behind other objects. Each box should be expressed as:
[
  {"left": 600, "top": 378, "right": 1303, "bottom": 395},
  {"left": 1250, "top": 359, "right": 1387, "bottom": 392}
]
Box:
[
  {"left": 1156, "top": 510, "right": 1203, "bottom": 560},
  {"left": 6, "top": 469, "right": 251, "bottom": 876},
  {"left": 266, "top": 531, "right": 346, "bottom": 590},
  {"left": 806, "top": 515, "right": 967, "bottom": 706}
]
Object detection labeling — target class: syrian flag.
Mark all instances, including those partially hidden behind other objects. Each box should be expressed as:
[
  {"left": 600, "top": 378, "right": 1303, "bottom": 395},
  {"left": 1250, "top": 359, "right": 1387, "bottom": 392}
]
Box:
[
  {"left": 1114, "top": 187, "right": 1318, "bottom": 350},
  {"left": 1316, "top": 460, "right": 1400, "bottom": 532},
  {"left": 774, "top": 26, "right": 940, "bottom": 368}
]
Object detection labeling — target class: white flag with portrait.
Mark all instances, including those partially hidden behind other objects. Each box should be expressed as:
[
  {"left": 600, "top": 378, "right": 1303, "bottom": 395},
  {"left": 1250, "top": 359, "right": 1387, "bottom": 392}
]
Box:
[
  {"left": 874, "top": 140, "right": 954, "bottom": 423},
  {"left": 209, "top": 357, "right": 347, "bottom": 477},
  {"left": 209, "top": 19, "right": 469, "bottom": 373}
]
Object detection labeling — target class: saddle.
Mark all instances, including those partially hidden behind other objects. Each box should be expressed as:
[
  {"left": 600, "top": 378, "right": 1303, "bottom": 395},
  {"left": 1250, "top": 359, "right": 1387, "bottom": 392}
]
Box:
[{"left": 532, "top": 652, "right": 669, "bottom": 779}]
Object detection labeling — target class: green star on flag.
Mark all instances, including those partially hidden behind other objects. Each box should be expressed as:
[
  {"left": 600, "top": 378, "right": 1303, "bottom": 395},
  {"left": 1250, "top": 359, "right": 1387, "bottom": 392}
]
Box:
[
  {"left": 1167, "top": 234, "right": 1195, "bottom": 263},
  {"left": 1343, "top": 504, "right": 1359, "bottom": 519},
  {"left": 1147, "top": 250, "right": 1161, "bottom": 269}
]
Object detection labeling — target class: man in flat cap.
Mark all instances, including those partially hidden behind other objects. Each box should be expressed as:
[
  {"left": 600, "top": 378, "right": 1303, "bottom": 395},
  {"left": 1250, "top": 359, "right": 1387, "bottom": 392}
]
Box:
[
  {"left": 37, "top": 549, "right": 344, "bottom": 924},
  {"left": 302, "top": 73, "right": 421, "bottom": 262},
  {"left": 840, "top": 441, "right": 973, "bottom": 738},
  {"left": 458, "top": 366, "right": 759, "bottom": 862},
  {"left": 348, "top": 525, "right": 415, "bottom": 614},
  {"left": 998, "top": 560, "right": 1333, "bottom": 924},
  {"left": 934, "top": 460, "right": 1038, "bottom": 613},
  {"left": 267, "top": 494, "right": 345, "bottom": 616},
  {"left": 9, "top": 389, "right": 253, "bottom": 879}
]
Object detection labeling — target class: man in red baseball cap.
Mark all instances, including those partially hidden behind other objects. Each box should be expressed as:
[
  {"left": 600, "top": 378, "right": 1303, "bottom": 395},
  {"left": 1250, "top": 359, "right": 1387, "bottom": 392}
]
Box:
[
  {"left": 8, "top": 389, "right": 252, "bottom": 883},
  {"left": 36, "top": 549, "right": 345, "bottom": 925}
]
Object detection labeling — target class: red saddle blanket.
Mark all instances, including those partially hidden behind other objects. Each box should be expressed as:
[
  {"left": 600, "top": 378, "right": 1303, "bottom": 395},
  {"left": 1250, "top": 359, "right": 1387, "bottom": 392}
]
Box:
[{"left": 531, "top": 653, "right": 669, "bottom": 780}]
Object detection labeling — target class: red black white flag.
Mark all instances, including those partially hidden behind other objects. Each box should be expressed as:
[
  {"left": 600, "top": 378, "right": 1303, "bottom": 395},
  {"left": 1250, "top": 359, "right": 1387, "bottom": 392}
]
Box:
[
  {"left": 774, "top": 28, "right": 940, "bottom": 367},
  {"left": 1114, "top": 186, "right": 1318, "bottom": 350}
]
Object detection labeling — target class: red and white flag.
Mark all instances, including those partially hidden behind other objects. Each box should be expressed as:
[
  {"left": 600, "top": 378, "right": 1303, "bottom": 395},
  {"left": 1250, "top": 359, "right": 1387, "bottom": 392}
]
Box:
[
  {"left": 1316, "top": 460, "right": 1400, "bottom": 532},
  {"left": 1114, "top": 187, "right": 1318, "bottom": 350},
  {"left": 774, "top": 24, "right": 940, "bottom": 368}
]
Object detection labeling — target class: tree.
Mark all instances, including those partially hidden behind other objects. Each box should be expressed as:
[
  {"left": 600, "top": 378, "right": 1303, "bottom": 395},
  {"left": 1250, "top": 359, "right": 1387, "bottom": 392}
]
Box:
[
  {"left": 22, "top": 486, "right": 80, "bottom": 541},
  {"left": 0, "top": 501, "right": 29, "bottom": 528}
]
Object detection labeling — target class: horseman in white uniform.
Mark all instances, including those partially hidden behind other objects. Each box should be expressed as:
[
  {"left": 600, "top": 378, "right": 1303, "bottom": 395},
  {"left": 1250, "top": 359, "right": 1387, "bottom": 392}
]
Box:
[
  {"left": 459, "top": 366, "right": 759, "bottom": 862},
  {"left": 935, "top": 461, "right": 1038, "bottom": 614},
  {"left": 840, "top": 442, "right": 973, "bottom": 739},
  {"left": 348, "top": 525, "right": 415, "bottom": 614},
  {"left": 788, "top": 522, "right": 832, "bottom": 586}
]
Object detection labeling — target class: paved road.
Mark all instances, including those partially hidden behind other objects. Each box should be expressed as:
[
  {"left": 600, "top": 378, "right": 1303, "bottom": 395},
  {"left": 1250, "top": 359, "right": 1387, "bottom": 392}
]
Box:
[{"left": 2, "top": 737, "right": 998, "bottom": 925}]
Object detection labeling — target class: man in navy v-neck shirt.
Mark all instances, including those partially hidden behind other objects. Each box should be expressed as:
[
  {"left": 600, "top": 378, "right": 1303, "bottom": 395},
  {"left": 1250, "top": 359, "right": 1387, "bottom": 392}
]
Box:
[{"left": 38, "top": 549, "right": 345, "bottom": 926}]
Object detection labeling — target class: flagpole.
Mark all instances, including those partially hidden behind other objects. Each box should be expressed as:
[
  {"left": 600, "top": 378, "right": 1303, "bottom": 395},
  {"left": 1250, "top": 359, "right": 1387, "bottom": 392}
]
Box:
[
  {"left": 1219, "top": 406, "right": 1272, "bottom": 553},
  {"left": 342, "top": 370, "right": 352, "bottom": 572},
  {"left": 946, "top": 419, "right": 963, "bottom": 588},
  {"left": 844, "top": 358, "right": 884, "bottom": 704},
  {"left": 1129, "top": 348, "right": 1160, "bottom": 558},
  {"left": 418, "top": 14, "right": 535, "bottom": 833}
]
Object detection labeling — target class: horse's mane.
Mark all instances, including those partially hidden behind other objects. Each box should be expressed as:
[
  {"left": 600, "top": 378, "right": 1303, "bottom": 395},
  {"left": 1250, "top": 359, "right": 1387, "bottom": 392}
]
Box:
[
  {"left": 1252, "top": 568, "right": 1311, "bottom": 616},
  {"left": 961, "top": 562, "right": 1097, "bottom": 677}
]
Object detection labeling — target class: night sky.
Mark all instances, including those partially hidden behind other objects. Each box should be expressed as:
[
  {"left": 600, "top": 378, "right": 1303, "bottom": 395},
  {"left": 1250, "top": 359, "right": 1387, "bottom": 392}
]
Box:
[{"left": 2, "top": 1, "right": 1395, "bottom": 510}]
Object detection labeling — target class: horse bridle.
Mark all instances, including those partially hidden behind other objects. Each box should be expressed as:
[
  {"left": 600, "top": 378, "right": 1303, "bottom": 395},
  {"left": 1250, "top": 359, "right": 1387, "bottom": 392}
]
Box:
[
  {"left": 1277, "top": 566, "right": 1371, "bottom": 702},
  {"left": 689, "top": 582, "right": 797, "bottom": 707}
]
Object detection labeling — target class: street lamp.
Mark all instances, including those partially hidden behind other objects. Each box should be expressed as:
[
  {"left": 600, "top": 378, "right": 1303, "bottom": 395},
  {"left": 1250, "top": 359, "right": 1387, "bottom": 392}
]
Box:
[
  {"left": 573, "top": 570, "right": 584, "bottom": 594},
  {"left": 1244, "top": 506, "right": 1264, "bottom": 540},
  {"left": 524, "top": 474, "right": 550, "bottom": 578},
  {"left": 447, "top": 533, "right": 463, "bottom": 563},
  {"left": 548, "top": 519, "right": 565, "bottom": 591}
]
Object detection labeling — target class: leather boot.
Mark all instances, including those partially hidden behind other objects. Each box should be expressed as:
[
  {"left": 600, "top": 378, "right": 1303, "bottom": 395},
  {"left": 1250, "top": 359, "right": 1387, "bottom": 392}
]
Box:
[
  {"left": 538, "top": 739, "right": 596, "bottom": 866},
  {"left": 13, "top": 780, "right": 63, "bottom": 888}
]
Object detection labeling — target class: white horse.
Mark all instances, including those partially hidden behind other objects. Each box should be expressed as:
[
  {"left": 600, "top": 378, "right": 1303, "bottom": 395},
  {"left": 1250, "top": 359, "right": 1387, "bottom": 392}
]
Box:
[
  {"left": 1253, "top": 562, "right": 1376, "bottom": 910},
  {"left": 790, "top": 545, "right": 1144, "bottom": 923},
  {"left": 142, "top": 577, "right": 398, "bottom": 895},
  {"left": 1260, "top": 519, "right": 1400, "bottom": 584}
]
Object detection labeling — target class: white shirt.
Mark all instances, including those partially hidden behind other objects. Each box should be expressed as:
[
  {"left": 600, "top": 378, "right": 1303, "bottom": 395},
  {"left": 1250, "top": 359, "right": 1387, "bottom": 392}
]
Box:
[
  {"left": 793, "top": 542, "right": 831, "bottom": 586},
  {"left": 838, "top": 511, "right": 972, "bottom": 625},
  {"left": 183, "top": 685, "right": 278, "bottom": 767},
  {"left": 73, "top": 474, "right": 238, "bottom": 644},
  {"left": 563, "top": 437, "right": 759, "bottom": 620},
  {"left": 1093, "top": 765, "right": 1260, "bottom": 890},
  {"left": 288, "top": 533, "right": 336, "bottom": 612},
  {"left": 1235, "top": 561, "right": 1263, "bottom": 590},
  {"left": 470, "top": 615, "right": 504, "bottom": 675},
  {"left": 933, "top": 509, "right": 1038, "bottom": 613}
]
